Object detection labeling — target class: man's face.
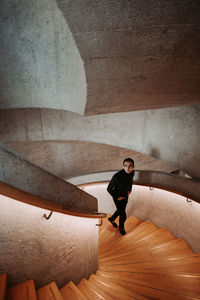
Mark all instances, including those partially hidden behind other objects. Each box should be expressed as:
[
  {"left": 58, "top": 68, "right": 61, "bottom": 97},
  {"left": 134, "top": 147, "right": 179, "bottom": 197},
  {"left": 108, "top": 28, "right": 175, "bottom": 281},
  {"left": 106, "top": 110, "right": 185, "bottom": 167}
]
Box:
[{"left": 123, "top": 161, "right": 134, "bottom": 174}]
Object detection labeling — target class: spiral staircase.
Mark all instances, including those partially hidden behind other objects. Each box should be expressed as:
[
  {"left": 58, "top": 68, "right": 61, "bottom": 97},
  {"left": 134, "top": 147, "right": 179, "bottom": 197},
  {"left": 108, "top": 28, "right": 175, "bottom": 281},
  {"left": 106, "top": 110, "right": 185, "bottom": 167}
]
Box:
[{"left": 1, "top": 214, "right": 200, "bottom": 300}]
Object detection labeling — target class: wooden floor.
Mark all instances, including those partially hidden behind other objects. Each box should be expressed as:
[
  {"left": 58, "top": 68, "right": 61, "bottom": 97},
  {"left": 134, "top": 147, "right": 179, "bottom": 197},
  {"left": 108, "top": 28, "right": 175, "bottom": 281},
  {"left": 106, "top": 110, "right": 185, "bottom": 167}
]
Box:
[{"left": 1, "top": 216, "right": 200, "bottom": 299}]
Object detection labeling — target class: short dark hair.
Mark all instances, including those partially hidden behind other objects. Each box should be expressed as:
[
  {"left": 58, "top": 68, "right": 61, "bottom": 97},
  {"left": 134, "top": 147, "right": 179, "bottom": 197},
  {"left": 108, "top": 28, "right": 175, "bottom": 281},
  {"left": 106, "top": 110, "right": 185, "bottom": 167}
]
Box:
[{"left": 123, "top": 158, "right": 134, "bottom": 166}]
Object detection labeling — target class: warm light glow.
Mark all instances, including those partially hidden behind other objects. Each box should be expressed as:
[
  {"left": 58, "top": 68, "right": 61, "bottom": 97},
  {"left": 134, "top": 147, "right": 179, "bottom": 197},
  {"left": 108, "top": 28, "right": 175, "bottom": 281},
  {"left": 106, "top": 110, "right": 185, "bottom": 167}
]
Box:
[
  {"left": 0, "top": 194, "right": 98, "bottom": 287},
  {"left": 79, "top": 183, "right": 200, "bottom": 252}
]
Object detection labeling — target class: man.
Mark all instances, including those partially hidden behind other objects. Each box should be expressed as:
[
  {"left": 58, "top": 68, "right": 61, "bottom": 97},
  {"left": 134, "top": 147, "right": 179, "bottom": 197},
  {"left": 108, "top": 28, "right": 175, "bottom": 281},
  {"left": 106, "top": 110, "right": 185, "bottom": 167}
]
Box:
[{"left": 107, "top": 158, "right": 135, "bottom": 235}]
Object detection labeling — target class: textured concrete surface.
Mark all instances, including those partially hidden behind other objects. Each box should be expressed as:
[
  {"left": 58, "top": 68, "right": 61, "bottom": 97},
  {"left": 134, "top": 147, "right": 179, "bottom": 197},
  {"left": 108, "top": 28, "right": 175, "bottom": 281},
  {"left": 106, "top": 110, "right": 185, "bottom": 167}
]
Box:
[
  {"left": 1, "top": 0, "right": 200, "bottom": 288},
  {"left": 0, "top": 195, "right": 98, "bottom": 288},
  {"left": 0, "top": 0, "right": 86, "bottom": 114},
  {"left": 6, "top": 141, "right": 177, "bottom": 179},
  {"left": 58, "top": 0, "right": 200, "bottom": 114},
  {"left": 0, "top": 142, "right": 97, "bottom": 212},
  {"left": 82, "top": 183, "right": 200, "bottom": 252},
  {"left": 1, "top": 105, "right": 199, "bottom": 178}
]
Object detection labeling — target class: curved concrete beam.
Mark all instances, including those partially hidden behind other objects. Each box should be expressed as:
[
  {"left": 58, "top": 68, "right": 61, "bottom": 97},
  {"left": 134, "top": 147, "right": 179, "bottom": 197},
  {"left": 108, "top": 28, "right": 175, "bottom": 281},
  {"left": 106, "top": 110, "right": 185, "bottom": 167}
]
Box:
[
  {"left": 0, "top": 105, "right": 199, "bottom": 178},
  {"left": 6, "top": 140, "right": 177, "bottom": 179},
  {"left": 0, "top": 0, "right": 86, "bottom": 114},
  {"left": 0, "top": 142, "right": 97, "bottom": 212}
]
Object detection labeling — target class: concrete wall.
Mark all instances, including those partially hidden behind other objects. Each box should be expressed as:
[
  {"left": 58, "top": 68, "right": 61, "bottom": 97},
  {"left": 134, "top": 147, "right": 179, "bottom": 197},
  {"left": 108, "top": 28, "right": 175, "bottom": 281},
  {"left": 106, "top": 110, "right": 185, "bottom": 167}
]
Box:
[
  {"left": 0, "top": 195, "right": 98, "bottom": 288},
  {"left": 0, "top": 0, "right": 86, "bottom": 114},
  {"left": 0, "top": 142, "right": 97, "bottom": 212},
  {"left": 82, "top": 183, "right": 200, "bottom": 253},
  {"left": 58, "top": 0, "right": 200, "bottom": 115},
  {"left": 0, "top": 105, "right": 199, "bottom": 179}
]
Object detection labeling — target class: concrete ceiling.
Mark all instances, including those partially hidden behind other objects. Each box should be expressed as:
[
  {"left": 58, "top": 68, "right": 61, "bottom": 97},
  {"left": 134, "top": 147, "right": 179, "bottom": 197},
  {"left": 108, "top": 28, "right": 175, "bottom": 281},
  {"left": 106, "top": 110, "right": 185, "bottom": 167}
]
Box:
[
  {"left": 0, "top": 0, "right": 86, "bottom": 114},
  {"left": 0, "top": 0, "right": 199, "bottom": 182},
  {"left": 57, "top": 0, "right": 200, "bottom": 114}
]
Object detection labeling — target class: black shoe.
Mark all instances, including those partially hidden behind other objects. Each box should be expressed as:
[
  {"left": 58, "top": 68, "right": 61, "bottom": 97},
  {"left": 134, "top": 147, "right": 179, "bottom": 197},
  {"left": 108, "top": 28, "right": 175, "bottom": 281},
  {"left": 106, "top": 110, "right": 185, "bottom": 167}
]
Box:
[
  {"left": 119, "top": 228, "right": 126, "bottom": 235},
  {"left": 108, "top": 217, "right": 117, "bottom": 228}
]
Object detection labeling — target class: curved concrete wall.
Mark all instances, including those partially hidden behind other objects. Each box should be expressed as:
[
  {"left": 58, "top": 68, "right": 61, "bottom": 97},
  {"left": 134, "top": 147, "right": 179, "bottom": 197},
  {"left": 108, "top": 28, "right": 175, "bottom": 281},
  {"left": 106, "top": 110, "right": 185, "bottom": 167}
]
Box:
[
  {"left": 0, "top": 105, "right": 199, "bottom": 178},
  {"left": 0, "top": 0, "right": 86, "bottom": 114},
  {"left": 5, "top": 141, "right": 176, "bottom": 179},
  {"left": 82, "top": 183, "right": 200, "bottom": 253},
  {"left": 0, "top": 195, "right": 98, "bottom": 288}
]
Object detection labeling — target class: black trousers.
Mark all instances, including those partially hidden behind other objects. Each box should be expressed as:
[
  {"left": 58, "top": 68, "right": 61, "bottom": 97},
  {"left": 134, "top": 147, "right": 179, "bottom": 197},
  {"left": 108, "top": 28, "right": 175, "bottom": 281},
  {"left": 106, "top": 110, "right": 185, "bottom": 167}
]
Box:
[{"left": 110, "top": 198, "right": 128, "bottom": 229}]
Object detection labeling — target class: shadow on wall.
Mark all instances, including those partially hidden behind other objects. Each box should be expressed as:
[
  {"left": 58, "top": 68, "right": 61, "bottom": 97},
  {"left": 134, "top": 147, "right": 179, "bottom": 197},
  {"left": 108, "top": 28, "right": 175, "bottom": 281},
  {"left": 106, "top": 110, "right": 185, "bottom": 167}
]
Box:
[{"left": 150, "top": 148, "right": 160, "bottom": 160}]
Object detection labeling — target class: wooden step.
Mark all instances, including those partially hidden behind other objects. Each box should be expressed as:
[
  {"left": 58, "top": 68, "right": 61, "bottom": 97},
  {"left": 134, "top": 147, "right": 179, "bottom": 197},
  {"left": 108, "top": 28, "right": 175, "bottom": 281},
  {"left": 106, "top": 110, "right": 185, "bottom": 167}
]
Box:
[
  {"left": 131, "top": 227, "right": 175, "bottom": 246},
  {"left": 99, "top": 225, "right": 119, "bottom": 248},
  {"left": 99, "top": 240, "right": 188, "bottom": 264},
  {"left": 100, "top": 227, "right": 175, "bottom": 258},
  {"left": 99, "top": 216, "right": 141, "bottom": 248},
  {"left": 84, "top": 276, "right": 113, "bottom": 300},
  {"left": 102, "top": 271, "right": 200, "bottom": 298},
  {"left": 77, "top": 279, "right": 102, "bottom": 300},
  {"left": 96, "top": 271, "right": 194, "bottom": 300},
  {"left": 98, "top": 255, "right": 200, "bottom": 275},
  {"left": 7, "top": 279, "right": 37, "bottom": 300},
  {"left": 99, "top": 221, "right": 158, "bottom": 258},
  {"left": 120, "top": 255, "right": 200, "bottom": 274},
  {"left": 99, "top": 239, "right": 193, "bottom": 264},
  {"left": 60, "top": 285, "right": 78, "bottom": 300},
  {"left": 60, "top": 281, "right": 87, "bottom": 300},
  {"left": 100, "top": 253, "right": 200, "bottom": 274},
  {"left": 0, "top": 274, "right": 7, "bottom": 300},
  {"left": 90, "top": 274, "right": 150, "bottom": 300},
  {"left": 88, "top": 278, "right": 135, "bottom": 300},
  {"left": 37, "top": 281, "right": 63, "bottom": 300},
  {"left": 100, "top": 221, "right": 156, "bottom": 248}
]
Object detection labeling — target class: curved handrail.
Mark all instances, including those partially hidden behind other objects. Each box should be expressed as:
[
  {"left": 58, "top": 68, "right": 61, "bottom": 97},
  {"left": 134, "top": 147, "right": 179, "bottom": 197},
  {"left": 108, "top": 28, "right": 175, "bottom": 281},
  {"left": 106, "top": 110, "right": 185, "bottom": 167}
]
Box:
[{"left": 0, "top": 181, "right": 107, "bottom": 219}]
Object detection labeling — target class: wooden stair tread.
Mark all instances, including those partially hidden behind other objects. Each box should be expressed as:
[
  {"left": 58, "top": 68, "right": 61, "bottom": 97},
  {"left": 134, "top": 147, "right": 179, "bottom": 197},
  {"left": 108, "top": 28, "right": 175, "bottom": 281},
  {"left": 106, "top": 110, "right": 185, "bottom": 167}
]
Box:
[
  {"left": 99, "top": 221, "right": 159, "bottom": 258},
  {"left": 89, "top": 275, "right": 136, "bottom": 300},
  {"left": 92, "top": 274, "right": 148, "bottom": 300},
  {"left": 7, "top": 279, "right": 37, "bottom": 300},
  {"left": 99, "top": 239, "right": 193, "bottom": 262},
  {"left": 0, "top": 274, "right": 7, "bottom": 300},
  {"left": 99, "top": 259, "right": 200, "bottom": 275},
  {"left": 96, "top": 271, "right": 194, "bottom": 300},
  {"left": 37, "top": 281, "right": 63, "bottom": 300},
  {"left": 85, "top": 277, "right": 113, "bottom": 300},
  {"left": 99, "top": 247, "right": 196, "bottom": 264},
  {"left": 100, "top": 219, "right": 156, "bottom": 247},
  {"left": 100, "top": 227, "right": 175, "bottom": 257},
  {"left": 77, "top": 279, "right": 102, "bottom": 300},
  {"left": 99, "top": 217, "right": 141, "bottom": 247},
  {"left": 61, "top": 281, "right": 87, "bottom": 300},
  {"left": 98, "top": 270, "right": 200, "bottom": 298},
  {"left": 99, "top": 254, "right": 200, "bottom": 275},
  {"left": 60, "top": 285, "right": 78, "bottom": 300}
]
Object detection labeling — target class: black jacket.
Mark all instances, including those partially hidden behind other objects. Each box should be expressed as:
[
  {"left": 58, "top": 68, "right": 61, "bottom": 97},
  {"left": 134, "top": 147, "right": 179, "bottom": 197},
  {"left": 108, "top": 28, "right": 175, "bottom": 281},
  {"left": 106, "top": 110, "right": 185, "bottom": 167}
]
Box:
[{"left": 107, "top": 169, "right": 135, "bottom": 200}]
